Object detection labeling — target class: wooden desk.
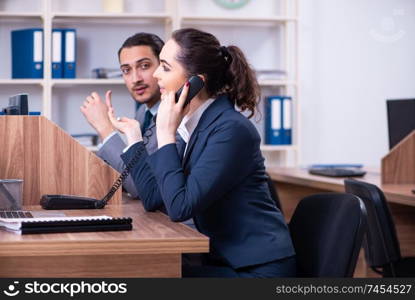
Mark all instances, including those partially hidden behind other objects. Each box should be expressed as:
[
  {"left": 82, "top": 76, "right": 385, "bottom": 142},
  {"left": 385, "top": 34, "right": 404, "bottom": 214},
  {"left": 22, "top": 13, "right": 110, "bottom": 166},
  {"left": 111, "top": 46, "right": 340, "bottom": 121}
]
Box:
[
  {"left": 268, "top": 167, "right": 415, "bottom": 207},
  {"left": 267, "top": 167, "right": 415, "bottom": 277},
  {"left": 0, "top": 201, "right": 209, "bottom": 278}
]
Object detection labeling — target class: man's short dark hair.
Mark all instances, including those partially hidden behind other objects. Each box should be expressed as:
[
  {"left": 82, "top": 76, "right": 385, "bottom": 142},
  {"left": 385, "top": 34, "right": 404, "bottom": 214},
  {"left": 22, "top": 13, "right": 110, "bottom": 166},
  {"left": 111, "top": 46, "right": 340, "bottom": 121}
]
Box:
[{"left": 118, "top": 32, "right": 164, "bottom": 61}]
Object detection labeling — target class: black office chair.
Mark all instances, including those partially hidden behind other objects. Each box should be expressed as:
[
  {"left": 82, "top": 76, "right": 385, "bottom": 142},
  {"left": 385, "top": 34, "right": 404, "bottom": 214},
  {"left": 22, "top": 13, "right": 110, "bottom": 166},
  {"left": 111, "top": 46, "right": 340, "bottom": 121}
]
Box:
[
  {"left": 344, "top": 179, "right": 415, "bottom": 277},
  {"left": 265, "top": 172, "right": 283, "bottom": 214},
  {"left": 289, "top": 193, "right": 367, "bottom": 277}
]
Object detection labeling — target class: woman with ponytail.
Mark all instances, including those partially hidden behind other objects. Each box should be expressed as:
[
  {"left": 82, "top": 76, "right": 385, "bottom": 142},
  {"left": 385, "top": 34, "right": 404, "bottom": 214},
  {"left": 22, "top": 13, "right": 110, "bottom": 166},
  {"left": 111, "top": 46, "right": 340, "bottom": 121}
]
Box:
[{"left": 108, "top": 28, "right": 296, "bottom": 277}]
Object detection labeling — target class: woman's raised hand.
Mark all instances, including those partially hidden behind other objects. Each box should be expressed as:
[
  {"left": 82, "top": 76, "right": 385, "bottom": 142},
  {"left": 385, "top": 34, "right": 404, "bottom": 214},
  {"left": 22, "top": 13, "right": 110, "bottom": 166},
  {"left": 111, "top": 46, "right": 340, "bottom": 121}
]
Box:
[{"left": 156, "top": 82, "right": 190, "bottom": 148}]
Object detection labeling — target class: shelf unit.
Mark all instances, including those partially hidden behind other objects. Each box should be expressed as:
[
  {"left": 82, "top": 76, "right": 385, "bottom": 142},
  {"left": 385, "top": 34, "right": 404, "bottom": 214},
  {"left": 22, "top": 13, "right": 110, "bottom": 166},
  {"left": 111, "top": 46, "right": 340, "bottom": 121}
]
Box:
[
  {"left": 0, "top": 79, "right": 43, "bottom": 85},
  {"left": 0, "top": 12, "right": 43, "bottom": 18},
  {"left": 0, "top": 0, "right": 299, "bottom": 166},
  {"left": 180, "top": 15, "right": 298, "bottom": 23}
]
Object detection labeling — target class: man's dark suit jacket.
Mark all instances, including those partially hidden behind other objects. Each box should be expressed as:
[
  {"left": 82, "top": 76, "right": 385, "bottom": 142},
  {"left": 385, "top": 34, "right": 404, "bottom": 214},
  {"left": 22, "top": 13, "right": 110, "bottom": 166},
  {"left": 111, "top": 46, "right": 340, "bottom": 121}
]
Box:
[{"left": 121, "top": 94, "right": 295, "bottom": 269}]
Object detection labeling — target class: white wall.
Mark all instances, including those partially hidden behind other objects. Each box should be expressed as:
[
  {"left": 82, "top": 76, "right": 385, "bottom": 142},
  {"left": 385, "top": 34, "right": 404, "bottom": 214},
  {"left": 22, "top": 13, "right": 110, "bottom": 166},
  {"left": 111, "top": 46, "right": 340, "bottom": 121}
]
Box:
[{"left": 299, "top": 0, "right": 415, "bottom": 167}]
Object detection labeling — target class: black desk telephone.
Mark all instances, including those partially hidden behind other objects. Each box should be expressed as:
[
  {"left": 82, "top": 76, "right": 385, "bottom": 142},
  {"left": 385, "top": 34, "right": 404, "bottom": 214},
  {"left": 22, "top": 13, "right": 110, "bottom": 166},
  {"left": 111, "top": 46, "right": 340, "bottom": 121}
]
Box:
[
  {"left": 41, "top": 194, "right": 107, "bottom": 209},
  {"left": 40, "top": 145, "right": 143, "bottom": 210},
  {"left": 41, "top": 75, "right": 204, "bottom": 210}
]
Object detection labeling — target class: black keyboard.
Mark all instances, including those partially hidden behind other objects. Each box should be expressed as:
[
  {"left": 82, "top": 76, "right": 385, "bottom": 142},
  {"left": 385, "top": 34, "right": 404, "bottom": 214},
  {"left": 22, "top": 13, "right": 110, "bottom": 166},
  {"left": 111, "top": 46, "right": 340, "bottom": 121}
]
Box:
[
  {"left": 20, "top": 217, "right": 133, "bottom": 234},
  {"left": 309, "top": 168, "right": 366, "bottom": 177},
  {"left": 0, "top": 211, "right": 34, "bottom": 219}
]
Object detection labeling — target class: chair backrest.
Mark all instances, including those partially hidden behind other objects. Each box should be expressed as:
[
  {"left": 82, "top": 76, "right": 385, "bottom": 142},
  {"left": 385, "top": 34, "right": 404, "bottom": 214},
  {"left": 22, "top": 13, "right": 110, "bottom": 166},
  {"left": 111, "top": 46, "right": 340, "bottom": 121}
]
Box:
[
  {"left": 289, "top": 193, "right": 367, "bottom": 277},
  {"left": 265, "top": 172, "right": 283, "bottom": 214},
  {"left": 344, "top": 179, "right": 402, "bottom": 270}
]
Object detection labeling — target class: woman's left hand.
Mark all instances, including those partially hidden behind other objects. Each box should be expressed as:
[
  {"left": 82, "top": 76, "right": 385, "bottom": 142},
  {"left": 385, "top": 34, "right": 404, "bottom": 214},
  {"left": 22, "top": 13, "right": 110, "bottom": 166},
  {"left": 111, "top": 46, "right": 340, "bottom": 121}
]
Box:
[{"left": 156, "top": 82, "right": 190, "bottom": 148}]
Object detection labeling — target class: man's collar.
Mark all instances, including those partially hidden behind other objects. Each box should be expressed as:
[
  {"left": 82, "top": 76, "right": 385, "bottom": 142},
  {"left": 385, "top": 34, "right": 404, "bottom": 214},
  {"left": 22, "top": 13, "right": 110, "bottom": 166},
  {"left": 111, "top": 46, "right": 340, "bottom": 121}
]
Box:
[{"left": 145, "top": 100, "right": 160, "bottom": 116}]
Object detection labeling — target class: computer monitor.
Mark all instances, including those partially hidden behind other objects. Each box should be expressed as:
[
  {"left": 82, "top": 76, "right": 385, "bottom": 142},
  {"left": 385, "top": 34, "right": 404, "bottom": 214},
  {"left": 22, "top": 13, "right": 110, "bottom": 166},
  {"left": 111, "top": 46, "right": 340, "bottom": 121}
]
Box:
[
  {"left": 387, "top": 98, "right": 415, "bottom": 149},
  {"left": 9, "top": 93, "right": 28, "bottom": 115},
  {"left": 2, "top": 93, "right": 29, "bottom": 115}
]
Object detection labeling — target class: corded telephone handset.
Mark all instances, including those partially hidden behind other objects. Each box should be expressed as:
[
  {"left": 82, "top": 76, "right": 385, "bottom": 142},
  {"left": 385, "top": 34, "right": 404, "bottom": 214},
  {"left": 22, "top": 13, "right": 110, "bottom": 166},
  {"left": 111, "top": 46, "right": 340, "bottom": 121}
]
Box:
[{"left": 41, "top": 75, "right": 204, "bottom": 210}]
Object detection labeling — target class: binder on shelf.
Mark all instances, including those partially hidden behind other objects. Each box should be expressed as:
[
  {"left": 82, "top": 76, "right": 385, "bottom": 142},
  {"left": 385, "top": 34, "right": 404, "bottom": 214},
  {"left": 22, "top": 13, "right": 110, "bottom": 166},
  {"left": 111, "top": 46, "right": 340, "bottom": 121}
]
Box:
[
  {"left": 282, "top": 96, "right": 292, "bottom": 145},
  {"left": 52, "top": 29, "right": 63, "bottom": 78},
  {"left": 62, "top": 29, "right": 76, "bottom": 78},
  {"left": 265, "top": 96, "right": 292, "bottom": 145},
  {"left": 11, "top": 28, "right": 43, "bottom": 79},
  {"left": 265, "top": 96, "right": 283, "bottom": 145}
]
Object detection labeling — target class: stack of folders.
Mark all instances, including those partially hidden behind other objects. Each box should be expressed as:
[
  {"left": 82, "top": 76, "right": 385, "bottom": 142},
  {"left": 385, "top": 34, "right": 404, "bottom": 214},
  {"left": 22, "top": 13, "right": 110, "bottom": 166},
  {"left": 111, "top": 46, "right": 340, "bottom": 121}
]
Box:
[
  {"left": 11, "top": 28, "right": 76, "bottom": 79},
  {"left": 265, "top": 96, "right": 292, "bottom": 145},
  {"left": 0, "top": 215, "right": 132, "bottom": 235}
]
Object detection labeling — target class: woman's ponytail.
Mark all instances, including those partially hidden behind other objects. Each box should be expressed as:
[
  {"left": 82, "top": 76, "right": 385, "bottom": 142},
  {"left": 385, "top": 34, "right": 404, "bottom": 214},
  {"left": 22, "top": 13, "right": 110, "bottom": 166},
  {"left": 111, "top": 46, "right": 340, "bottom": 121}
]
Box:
[{"left": 225, "top": 45, "right": 260, "bottom": 118}]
